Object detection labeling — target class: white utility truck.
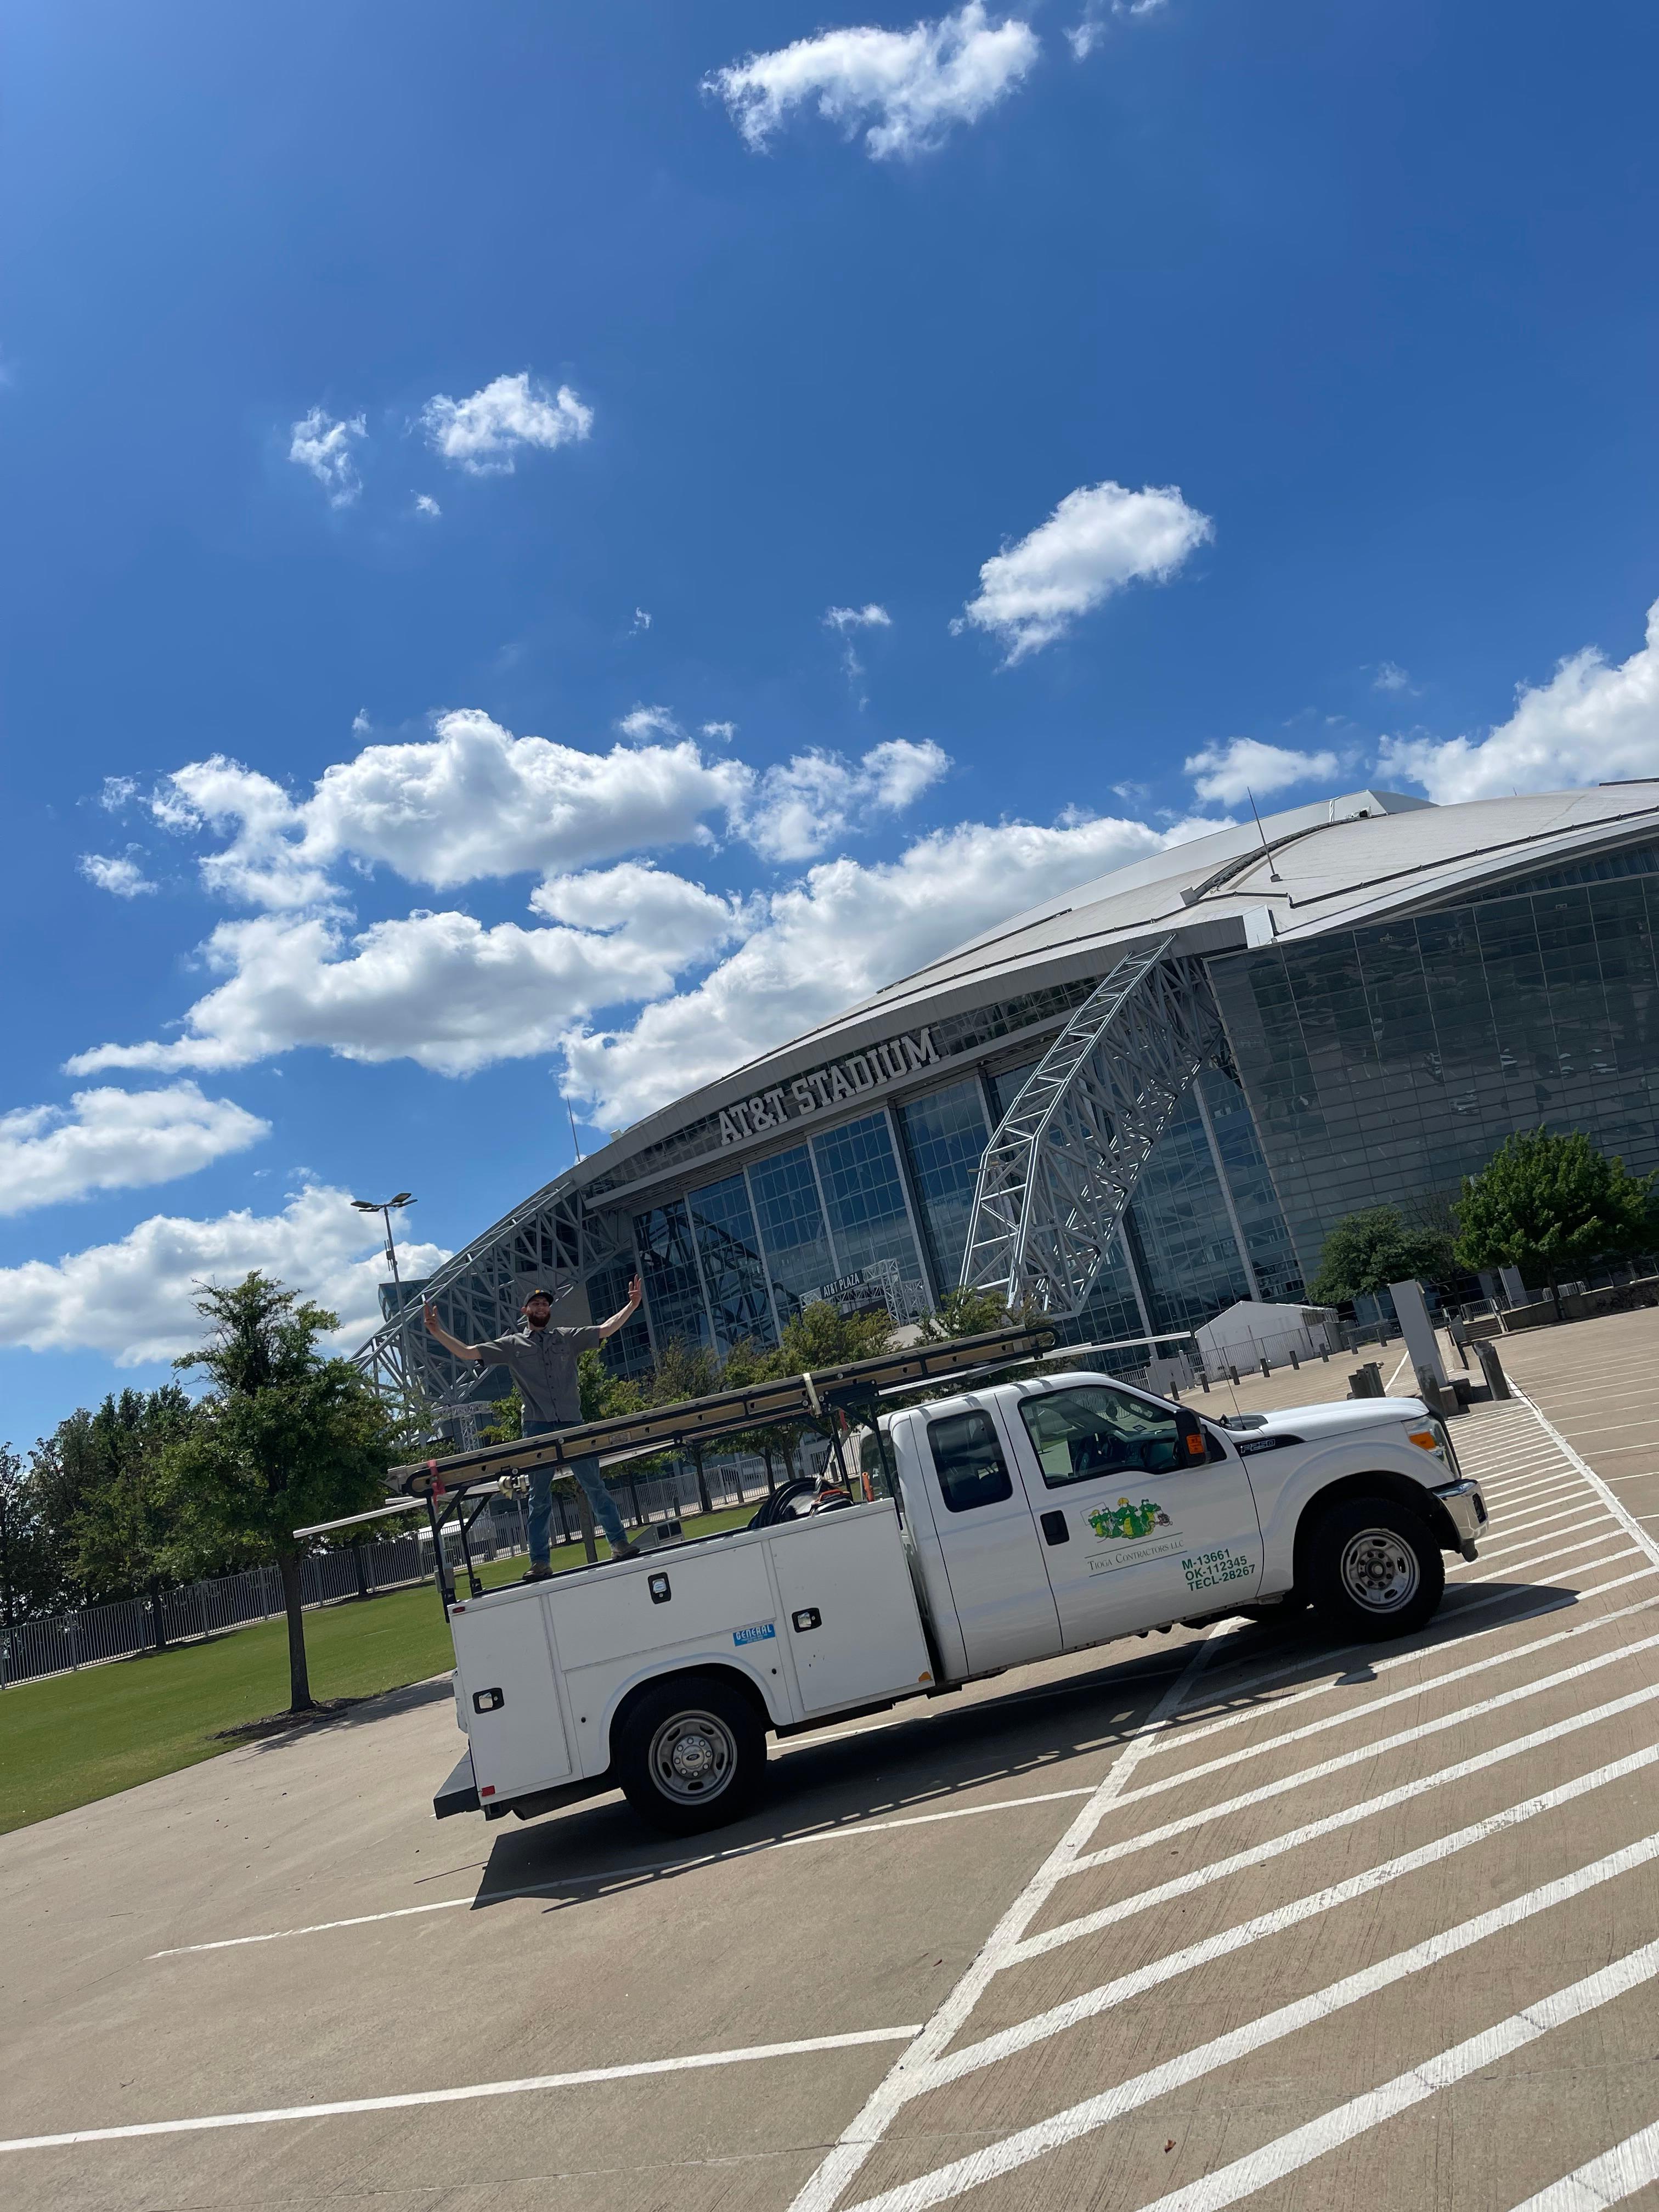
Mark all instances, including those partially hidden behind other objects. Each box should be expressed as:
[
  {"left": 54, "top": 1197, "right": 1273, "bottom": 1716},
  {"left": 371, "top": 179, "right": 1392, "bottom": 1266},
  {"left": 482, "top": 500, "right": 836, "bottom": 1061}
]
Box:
[{"left": 382, "top": 1328, "right": 1486, "bottom": 1838}]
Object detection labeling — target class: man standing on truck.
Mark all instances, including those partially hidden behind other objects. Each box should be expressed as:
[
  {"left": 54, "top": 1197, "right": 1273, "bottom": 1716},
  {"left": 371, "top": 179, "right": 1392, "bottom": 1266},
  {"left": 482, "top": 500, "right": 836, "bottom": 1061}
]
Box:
[{"left": 422, "top": 1279, "right": 646, "bottom": 1576}]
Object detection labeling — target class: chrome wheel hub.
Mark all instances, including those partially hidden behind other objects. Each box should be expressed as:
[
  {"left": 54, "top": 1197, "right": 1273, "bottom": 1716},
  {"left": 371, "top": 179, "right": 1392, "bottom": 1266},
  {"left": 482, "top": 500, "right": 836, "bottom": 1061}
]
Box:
[
  {"left": 1339, "top": 1527, "right": 1419, "bottom": 1611},
  {"left": 650, "top": 1711, "right": 736, "bottom": 1800}
]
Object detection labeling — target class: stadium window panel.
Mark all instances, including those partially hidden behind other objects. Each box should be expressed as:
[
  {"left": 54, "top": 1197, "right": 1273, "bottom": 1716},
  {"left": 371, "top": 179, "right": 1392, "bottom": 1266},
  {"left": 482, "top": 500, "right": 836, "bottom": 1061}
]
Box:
[
  {"left": 687, "top": 1172, "right": 777, "bottom": 1351},
  {"left": 634, "top": 1198, "right": 711, "bottom": 1351},
  {"left": 747, "top": 1144, "right": 837, "bottom": 1316},
  {"left": 896, "top": 1079, "right": 991, "bottom": 1290},
  {"left": 811, "top": 1113, "right": 926, "bottom": 1296},
  {"left": 586, "top": 1258, "right": 653, "bottom": 1380}
]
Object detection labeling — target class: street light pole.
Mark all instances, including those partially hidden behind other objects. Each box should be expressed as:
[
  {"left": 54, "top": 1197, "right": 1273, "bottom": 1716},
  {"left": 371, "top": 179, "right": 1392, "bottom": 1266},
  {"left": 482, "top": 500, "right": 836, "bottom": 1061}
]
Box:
[{"left": 352, "top": 1192, "right": 416, "bottom": 1406}]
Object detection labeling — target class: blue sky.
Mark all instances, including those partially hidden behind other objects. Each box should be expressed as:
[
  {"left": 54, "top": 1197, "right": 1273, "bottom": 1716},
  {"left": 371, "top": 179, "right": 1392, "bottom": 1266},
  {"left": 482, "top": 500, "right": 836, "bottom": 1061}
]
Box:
[{"left": 2, "top": 0, "right": 1656, "bottom": 1446}]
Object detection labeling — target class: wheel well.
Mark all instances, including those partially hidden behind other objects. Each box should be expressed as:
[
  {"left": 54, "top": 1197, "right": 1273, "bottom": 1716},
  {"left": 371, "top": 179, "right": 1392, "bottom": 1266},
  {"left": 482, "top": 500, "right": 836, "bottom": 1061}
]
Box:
[
  {"left": 607, "top": 1665, "right": 771, "bottom": 1762},
  {"left": 1292, "top": 1472, "right": 1458, "bottom": 1583}
]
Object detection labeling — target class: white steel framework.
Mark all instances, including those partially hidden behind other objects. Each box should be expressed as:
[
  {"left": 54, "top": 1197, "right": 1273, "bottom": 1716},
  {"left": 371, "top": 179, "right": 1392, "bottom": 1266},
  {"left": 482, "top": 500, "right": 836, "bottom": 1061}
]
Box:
[{"left": 959, "top": 941, "right": 1225, "bottom": 1317}]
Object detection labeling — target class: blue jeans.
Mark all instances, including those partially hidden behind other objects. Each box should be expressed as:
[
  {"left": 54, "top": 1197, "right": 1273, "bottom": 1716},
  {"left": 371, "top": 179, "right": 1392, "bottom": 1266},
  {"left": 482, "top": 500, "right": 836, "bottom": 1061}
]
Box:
[{"left": 524, "top": 1424, "right": 628, "bottom": 1561}]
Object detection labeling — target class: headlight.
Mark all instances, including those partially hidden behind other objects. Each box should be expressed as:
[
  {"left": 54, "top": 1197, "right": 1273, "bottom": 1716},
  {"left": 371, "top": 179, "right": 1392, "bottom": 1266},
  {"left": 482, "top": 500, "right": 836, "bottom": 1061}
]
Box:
[{"left": 1407, "top": 1419, "right": 1460, "bottom": 1477}]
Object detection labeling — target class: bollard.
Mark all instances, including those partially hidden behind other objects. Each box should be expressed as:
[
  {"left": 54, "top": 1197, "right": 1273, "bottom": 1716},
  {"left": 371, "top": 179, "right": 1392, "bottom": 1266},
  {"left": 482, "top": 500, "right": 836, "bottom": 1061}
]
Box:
[
  {"left": 1475, "top": 1339, "right": 1512, "bottom": 1401},
  {"left": 1289, "top": 1347, "right": 1300, "bottom": 1369},
  {"left": 1260, "top": 1356, "right": 1271, "bottom": 1378},
  {"left": 1199, "top": 1370, "right": 1211, "bottom": 1393},
  {"left": 1228, "top": 1365, "right": 1239, "bottom": 1386}
]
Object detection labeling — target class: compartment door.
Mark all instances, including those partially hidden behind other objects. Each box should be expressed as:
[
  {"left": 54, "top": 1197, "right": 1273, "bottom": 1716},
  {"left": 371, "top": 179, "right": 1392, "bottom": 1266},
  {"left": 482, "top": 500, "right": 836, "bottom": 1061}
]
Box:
[
  {"left": 770, "top": 1505, "right": 933, "bottom": 1715},
  {"left": 452, "top": 1596, "right": 573, "bottom": 1799}
]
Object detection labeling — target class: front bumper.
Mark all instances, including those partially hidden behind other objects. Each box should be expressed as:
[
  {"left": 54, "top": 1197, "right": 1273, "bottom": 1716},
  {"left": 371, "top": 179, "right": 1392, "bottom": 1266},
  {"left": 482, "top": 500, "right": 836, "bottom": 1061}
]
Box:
[{"left": 1431, "top": 1477, "right": 1488, "bottom": 1561}]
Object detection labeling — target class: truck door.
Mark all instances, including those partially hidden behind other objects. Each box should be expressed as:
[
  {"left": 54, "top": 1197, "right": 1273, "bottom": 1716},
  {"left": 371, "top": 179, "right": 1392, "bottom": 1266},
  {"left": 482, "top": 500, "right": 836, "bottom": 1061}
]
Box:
[
  {"left": 922, "top": 1402, "right": 1062, "bottom": 1673},
  {"left": 1001, "top": 1383, "right": 1261, "bottom": 1650}
]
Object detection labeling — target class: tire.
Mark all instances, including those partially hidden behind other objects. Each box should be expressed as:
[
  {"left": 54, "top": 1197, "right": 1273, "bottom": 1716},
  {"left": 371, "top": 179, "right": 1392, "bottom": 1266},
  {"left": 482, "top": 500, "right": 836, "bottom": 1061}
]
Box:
[
  {"left": 615, "top": 1675, "right": 767, "bottom": 1836},
  {"left": 1304, "top": 1495, "right": 1444, "bottom": 1641}
]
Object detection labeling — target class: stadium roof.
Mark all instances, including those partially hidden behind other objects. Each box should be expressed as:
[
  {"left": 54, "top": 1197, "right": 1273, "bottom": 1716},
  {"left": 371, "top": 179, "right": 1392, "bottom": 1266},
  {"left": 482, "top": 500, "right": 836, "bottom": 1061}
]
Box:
[{"left": 593, "top": 781, "right": 1659, "bottom": 1178}]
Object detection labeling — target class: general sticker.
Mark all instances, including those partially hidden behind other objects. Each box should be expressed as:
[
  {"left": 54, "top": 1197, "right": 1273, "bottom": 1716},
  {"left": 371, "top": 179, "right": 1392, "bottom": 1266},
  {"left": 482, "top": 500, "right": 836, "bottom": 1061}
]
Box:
[
  {"left": 1086, "top": 1497, "right": 1173, "bottom": 1542},
  {"left": 732, "top": 1621, "right": 777, "bottom": 1647},
  {"left": 1181, "top": 1548, "right": 1256, "bottom": 1593}
]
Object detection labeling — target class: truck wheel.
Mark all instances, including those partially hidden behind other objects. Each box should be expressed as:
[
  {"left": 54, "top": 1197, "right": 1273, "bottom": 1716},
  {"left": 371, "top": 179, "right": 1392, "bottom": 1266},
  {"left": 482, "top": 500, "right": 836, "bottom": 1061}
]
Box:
[
  {"left": 616, "top": 1677, "right": 766, "bottom": 1836},
  {"left": 1305, "top": 1496, "right": 1443, "bottom": 1640}
]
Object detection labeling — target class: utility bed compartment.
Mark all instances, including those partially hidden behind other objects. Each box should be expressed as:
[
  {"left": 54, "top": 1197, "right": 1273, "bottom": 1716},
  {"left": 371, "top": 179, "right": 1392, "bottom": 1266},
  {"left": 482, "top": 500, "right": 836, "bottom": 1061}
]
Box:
[{"left": 448, "top": 1499, "right": 933, "bottom": 1809}]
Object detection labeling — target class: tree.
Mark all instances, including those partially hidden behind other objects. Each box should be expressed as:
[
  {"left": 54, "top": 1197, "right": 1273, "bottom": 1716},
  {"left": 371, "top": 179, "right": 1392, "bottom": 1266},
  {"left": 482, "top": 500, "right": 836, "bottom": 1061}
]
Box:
[
  {"left": 162, "top": 1274, "right": 397, "bottom": 1713},
  {"left": 1454, "top": 1127, "right": 1657, "bottom": 1305},
  {"left": 1308, "top": 1205, "right": 1457, "bottom": 1307},
  {"left": 917, "top": 1286, "right": 1021, "bottom": 1343},
  {"left": 65, "top": 1387, "right": 199, "bottom": 1634}
]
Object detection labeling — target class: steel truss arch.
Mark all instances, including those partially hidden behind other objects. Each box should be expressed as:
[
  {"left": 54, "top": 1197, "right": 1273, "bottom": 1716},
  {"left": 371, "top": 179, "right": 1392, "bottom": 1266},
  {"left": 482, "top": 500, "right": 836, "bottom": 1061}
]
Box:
[
  {"left": 352, "top": 1176, "right": 635, "bottom": 1423},
  {"left": 958, "top": 941, "right": 1226, "bottom": 1318}
]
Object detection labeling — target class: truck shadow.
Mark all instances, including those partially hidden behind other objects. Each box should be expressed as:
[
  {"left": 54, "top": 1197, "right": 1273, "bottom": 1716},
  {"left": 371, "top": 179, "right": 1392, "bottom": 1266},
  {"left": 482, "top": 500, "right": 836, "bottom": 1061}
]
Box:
[{"left": 467, "top": 1573, "right": 1594, "bottom": 1914}]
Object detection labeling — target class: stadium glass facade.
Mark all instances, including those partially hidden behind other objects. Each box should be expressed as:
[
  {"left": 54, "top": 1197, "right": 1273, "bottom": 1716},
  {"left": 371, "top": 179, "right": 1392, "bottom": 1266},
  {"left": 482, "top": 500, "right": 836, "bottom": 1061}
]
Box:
[
  {"left": 605, "top": 1046, "right": 1306, "bottom": 1370},
  {"left": 1210, "top": 840, "right": 1659, "bottom": 1284}
]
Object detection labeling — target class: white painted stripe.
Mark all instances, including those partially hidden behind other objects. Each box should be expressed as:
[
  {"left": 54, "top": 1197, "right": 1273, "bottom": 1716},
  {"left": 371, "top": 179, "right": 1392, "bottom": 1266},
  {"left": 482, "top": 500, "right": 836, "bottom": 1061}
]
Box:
[
  {"left": 150, "top": 1784, "right": 1103, "bottom": 1958},
  {"left": 0, "top": 2025, "right": 924, "bottom": 2154},
  {"left": 1455, "top": 1531, "right": 1631, "bottom": 1579},
  {"left": 1480, "top": 1470, "right": 1583, "bottom": 1500},
  {"left": 1109, "top": 1622, "right": 1659, "bottom": 1815},
  {"left": 1144, "top": 1582, "right": 1658, "bottom": 1762},
  {"left": 1041, "top": 1668, "right": 1659, "bottom": 1936},
  {"left": 785, "top": 1631, "right": 1227, "bottom": 2212},
  {"left": 840, "top": 1833, "right": 1659, "bottom": 2212},
  {"left": 1125, "top": 1950, "right": 1659, "bottom": 2212},
  {"left": 1007, "top": 1737, "right": 1659, "bottom": 1978},
  {"left": 1072, "top": 1668, "right": 1659, "bottom": 1878},
  {"left": 1505, "top": 2120, "right": 1659, "bottom": 2211},
  {"left": 1510, "top": 1383, "right": 1659, "bottom": 1569},
  {"left": 1473, "top": 1514, "right": 1613, "bottom": 1561},
  {"left": 1478, "top": 1502, "right": 1610, "bottom": 1545}
]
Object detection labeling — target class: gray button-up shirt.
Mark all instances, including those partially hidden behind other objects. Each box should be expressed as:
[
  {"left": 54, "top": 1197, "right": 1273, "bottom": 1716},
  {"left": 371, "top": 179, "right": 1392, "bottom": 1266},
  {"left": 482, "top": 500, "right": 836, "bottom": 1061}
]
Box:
[{"left": 478, "top": 1323, "right": 605, "bottom": 1427}]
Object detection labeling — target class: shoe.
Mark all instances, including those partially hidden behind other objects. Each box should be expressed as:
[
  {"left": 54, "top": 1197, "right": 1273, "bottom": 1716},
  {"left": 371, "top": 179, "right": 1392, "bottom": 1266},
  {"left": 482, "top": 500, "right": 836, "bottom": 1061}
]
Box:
[
  {"left": 608, "top": 1540, "right": 642, "bottom": 1562},
  {"left": 521, "top": 1565, "right": 554, "bottom": 1583}
]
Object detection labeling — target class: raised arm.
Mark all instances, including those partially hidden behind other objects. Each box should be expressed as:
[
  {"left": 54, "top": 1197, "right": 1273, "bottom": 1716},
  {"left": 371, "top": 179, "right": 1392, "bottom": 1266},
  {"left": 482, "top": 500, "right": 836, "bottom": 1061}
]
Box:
[
  {"left": 423, "top": 1301, "right": 484, "bottom": 1361},
  {"left": 595, "top": 1276, "right": 644, "bottom": 1339}
]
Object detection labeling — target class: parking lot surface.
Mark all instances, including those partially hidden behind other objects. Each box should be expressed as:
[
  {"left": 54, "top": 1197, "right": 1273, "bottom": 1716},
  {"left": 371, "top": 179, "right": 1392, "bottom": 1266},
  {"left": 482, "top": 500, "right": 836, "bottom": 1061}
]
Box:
[{"left": 7, "top": 1310, "right": 1659, "bottom": 2212}]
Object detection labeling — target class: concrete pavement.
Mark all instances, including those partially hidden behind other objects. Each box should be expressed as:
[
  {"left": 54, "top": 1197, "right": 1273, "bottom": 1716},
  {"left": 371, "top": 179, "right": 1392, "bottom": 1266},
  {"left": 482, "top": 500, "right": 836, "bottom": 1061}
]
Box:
[{"left": 6, "top": 1311, "right": 1659, "bottom": 2211}]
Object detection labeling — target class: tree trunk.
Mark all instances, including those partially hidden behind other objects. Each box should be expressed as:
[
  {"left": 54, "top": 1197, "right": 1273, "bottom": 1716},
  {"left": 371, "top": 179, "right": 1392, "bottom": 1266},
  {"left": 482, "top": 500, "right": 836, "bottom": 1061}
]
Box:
[
  {"left": 276, "top": 1549, "right": 315, "bottom": 1712},
  {"left": 148, "top": 1575, "right": 168, "bottom": 1654},
  {"left": 763, "top": 1443, "right": 776, "bottom": 1496},
  {"left": 692, "top": 1442, "right": 712, "bottom": 1517},
  {"left": 351, "top": 1538, "right": 370, "bottom": 1600}
]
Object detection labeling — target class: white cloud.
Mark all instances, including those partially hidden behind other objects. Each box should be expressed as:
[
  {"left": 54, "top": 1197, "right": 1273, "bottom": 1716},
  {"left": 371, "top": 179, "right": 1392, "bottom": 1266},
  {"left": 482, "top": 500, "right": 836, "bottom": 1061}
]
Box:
[
  {"left": 0, "top": 1183, "right": 449, "bottom": 1364},
  {"left": 825, "top": 602, "right": 894, "bottom": 685},
  {"left": 414, "top": 493, "right": 442, "bottom": 518},
  {"left": 701, "top": 721, "right": 737, "bottom": 743},
  {"left": 0, "top": 1084, "right": 268, "bottom": 1216},
  {"left": 1066, "top": 0, "right": 1162, "bottom": 58},
  {"left": 708, "top": 2, "right": 1039, "bottom": 161},
  {"left": 1184, "top": 736, "right": 1341, "bottom": 808},
  {"left": 632, "top": 607, "right": 652, "bottom": 633},
  {"left": 420, "top": 372, "right": 592, "bottom": 476},
  {"left": 823, "top": 603, "right": 893, "bottom": 634},
  {"left": 1373, "top": 660, "right": 1415, "bottom": 695},
  {"left": 616, "top": 703, "right": 682, "bottom": 740},
  {"left": 289, "top": 408, "right": 366, "bottom": 506},
  {"left": 79, "top": 851, "right": 156, "bottom": 898},
  {"left": 956, "top": 480, "right": 1213, "bottom": 662},
  {"left": 563, "top": 808, "right": 1220, "bottom": 1124},
  {"left": 67, "top": 871, "right": 744, "bottom": 1080},
  {"left": 1378, "top": 599, "right": 1659, "bottom": 803},
  {"left": 144, "top": 712, "right": 752, "bottom": 908},
  {"left": 741, "top": 738, "right": 949, "bottom": 861}
]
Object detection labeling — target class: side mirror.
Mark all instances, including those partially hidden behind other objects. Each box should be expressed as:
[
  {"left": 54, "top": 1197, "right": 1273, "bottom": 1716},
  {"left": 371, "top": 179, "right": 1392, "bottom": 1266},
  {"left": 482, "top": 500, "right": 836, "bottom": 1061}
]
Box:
[{"left": 1174, "top": 1407, "right": 1207, "bottom": 1462}]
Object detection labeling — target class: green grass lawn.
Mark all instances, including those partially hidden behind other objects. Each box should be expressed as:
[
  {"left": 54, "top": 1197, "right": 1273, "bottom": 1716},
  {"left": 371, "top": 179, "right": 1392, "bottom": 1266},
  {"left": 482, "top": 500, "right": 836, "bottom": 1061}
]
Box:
[{"left": 0, "top": 1503, "right": 760, "bottom": 1836}]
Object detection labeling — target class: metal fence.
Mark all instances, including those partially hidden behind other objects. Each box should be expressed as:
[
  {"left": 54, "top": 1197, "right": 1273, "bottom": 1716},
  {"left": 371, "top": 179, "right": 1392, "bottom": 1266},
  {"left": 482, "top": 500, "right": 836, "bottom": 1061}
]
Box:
[
  {"left": 0, "top": 1439, "right": 828, "bottom": 1690},
  {"left": 0, "top": 1531, "right": 433, "bottom": 1691}
]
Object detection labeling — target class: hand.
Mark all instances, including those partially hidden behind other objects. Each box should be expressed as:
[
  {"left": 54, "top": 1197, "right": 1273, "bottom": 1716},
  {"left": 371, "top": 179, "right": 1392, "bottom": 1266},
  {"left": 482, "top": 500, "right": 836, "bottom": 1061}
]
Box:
[
  {"left": 627, "top": 1275, "right": 643, "bottom": 1308},
  {"left": 422, "top": 1300, "right": 440, "bottom": 1334}
]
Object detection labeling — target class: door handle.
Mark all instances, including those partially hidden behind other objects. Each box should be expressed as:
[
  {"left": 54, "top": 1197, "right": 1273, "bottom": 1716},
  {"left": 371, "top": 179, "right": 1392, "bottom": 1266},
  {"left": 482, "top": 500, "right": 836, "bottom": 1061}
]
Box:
[{"left": 1040, "top": 1511, "right": 1069, "bottom": 1545}]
